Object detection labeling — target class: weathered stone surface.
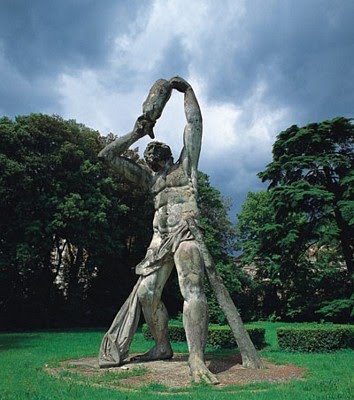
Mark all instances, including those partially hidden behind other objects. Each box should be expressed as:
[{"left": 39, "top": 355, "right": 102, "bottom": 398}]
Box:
[{"left": 98, "top": 76, "right": 261, "bottom": 384}]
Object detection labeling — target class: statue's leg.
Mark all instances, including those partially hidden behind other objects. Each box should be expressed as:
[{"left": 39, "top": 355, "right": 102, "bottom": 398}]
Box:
[
  {"left": 174, "top": 241, "right": 219, "bottom": 385},
  {"left": 136, "top": 260, "right": 174, "bottom": 361}
]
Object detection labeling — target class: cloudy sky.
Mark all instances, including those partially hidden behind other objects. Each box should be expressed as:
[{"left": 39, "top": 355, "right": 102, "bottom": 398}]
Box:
[{"left": 1, "top": 0, "right": 353, "bottom": 217}]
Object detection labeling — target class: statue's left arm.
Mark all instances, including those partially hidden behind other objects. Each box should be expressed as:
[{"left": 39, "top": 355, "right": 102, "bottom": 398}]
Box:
[{"left": 170, "top": 77, "right": 202, "bottom": 187}]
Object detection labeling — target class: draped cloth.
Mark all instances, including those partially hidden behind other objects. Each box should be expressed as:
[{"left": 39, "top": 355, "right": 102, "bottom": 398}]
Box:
[
  {"left": 98, "top": 218, "right": 196, "bottom": 368},
  {"left": 98, "top": 277, "right": 142, "bottom": 367},
  {"left": 135, "top": 219, "right": 194, "bottom": 276}
]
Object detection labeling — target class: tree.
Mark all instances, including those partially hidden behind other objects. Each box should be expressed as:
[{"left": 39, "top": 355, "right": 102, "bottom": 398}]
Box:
[
  {"left": 0, "top": 114, "right": 152, "bottom": 328},
  {"left": 236, "top": 188, "right": 353, "bottom": 322},
  {"left": 234, "top": 117, "right": 353, "bottom": 322},
  {"left": 235, "top": 191, "right": 282, "bottom": 319},
  {"left": 197, "top": 172, "right": 237, "bottom": 262},
  {"left": 259, "top": 117, "right": 353, "bottom": 275}
]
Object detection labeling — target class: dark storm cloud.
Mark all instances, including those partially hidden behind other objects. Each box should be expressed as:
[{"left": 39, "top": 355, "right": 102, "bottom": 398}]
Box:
[
  {"left": 0, "top": 0, "right": 146, "bottom": 76},
  {"left": 200, "top": 0, "right": 354, "bottom": 125},
  {"left": 1, "top": 0, "right": 353, "bottom": 216},
  {"left": 200, "top": 151, "right": 269, "bottom": 217},
  {"left": 0, "top": 0, "right": 148, "bottom": 116}
]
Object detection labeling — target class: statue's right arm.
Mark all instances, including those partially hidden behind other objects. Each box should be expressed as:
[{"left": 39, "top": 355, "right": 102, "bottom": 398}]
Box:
[
  {"left": 98, "top": 117, "right": 152, "bottom": 189},
  {"left": 98, "top": 78, "right": 173, "bottom": 188},
  {"left": 100, "top": 77, "right": 173, "bottom": 161}
]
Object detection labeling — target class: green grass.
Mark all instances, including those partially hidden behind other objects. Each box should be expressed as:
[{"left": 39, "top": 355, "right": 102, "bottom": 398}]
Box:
[{"left": 0, "top": 322, "right": 353, "bottom": 399}]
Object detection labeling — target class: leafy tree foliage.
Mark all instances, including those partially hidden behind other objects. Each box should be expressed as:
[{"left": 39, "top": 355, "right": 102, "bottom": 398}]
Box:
[
  {"left": 197, "top": 172, "right": 237, "bottom": 262},
  {"left": 236, "top": 117, "right": 353, "bottom": 322},
  {"left": 235, "top": 191, "right": 280, "bottom": 319},
  {"left": 195, "top": 172, "right": 246, "bottom": 324},
  {"left": 259, "top": 117, "right": 353, "bottom": 275},
  {"left": 0, "top": 114, "right": 152, "bottom": 328}
]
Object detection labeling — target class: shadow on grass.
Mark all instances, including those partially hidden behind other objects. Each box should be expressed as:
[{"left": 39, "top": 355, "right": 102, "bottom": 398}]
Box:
[{"left": 0, "top": 334, "right": 41, "bottom": 351}]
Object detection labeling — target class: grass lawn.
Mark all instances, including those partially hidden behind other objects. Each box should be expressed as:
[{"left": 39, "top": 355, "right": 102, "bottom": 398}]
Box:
[{"left": 0, "top": 322, "right": 353, "bottom": 399}]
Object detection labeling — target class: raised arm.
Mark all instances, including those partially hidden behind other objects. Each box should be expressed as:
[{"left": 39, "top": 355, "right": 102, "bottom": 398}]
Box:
[
  {"left": 98, "top": 117, "right": 152, "bottom": 189},
  {"left": 98, "top": 116, "right": 154, "bottom": 161},
  {"left": 98, "top": 79, "right": 173, "bottom": 188},
  {"left": 170, "top": 76, "right": 202, "bottom": 185}
]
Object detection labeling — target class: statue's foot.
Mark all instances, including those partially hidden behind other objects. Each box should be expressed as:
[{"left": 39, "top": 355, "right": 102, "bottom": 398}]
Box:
[
  {"left": 189, "top": 356, "right": 219, "bottom": 385},
  {"left": 131, "top": 343, "right": 173, "bottom": 362}
]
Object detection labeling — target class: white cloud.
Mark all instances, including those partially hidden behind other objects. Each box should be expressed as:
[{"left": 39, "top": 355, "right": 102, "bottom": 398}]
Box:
[
  {"left": 57, "top": 69, "right": 142, "bottom": 134},
  {"left": 54, "top": 0, "right": 294, "bottom": 213},
  {"left": 111, "top": 0, "right": 210, "bottom": 73},
  {"left": 199, "top": 79, "right": 291, "bottom": 195}
]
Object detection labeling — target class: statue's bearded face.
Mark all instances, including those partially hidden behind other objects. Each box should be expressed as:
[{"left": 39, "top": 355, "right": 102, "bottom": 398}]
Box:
[{"left": 144, "top": 141, "right": 173, "bottom": 172}]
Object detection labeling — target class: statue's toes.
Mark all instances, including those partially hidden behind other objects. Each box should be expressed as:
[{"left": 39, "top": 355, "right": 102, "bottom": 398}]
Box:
[{"left": 191, "top": 367, "right": 219, "bottom": 385}]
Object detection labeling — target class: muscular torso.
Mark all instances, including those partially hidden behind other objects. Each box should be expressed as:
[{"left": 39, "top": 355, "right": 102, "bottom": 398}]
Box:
[{"left": 151, "top": 163, "right": 199, "bottom": 236}]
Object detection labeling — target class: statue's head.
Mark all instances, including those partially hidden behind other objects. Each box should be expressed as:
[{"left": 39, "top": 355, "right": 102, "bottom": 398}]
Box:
[{"left": 144, "top": 141, "right": 173, "bottom": 172}]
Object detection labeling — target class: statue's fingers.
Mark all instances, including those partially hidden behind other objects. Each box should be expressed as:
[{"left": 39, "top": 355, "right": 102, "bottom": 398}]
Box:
[{"left": 147, "top": 129, "right": 155, "bottom": 139}]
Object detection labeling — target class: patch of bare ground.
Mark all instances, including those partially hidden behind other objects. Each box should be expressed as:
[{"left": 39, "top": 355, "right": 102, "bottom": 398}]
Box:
[{"left": 46, "top": 353, "right": 306, "bottom": 392}]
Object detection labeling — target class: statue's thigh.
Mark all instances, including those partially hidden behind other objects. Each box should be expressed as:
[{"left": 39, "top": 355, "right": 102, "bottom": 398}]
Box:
[
  {"left": 174, "top": 241, "right": 204, "bottom": 298},
  {"left": 138, "top": 259, "right": 174, "bottom": 303}
]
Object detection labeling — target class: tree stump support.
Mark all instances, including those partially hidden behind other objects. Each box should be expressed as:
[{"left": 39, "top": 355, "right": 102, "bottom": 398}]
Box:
[{"left": 187, "top": 217, "right": 263, "bottom": 369}]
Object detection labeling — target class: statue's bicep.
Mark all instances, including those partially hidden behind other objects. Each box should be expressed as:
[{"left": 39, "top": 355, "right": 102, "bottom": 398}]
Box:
[{"left": 111, "top": 158, "right": 151, "bottom": 189}]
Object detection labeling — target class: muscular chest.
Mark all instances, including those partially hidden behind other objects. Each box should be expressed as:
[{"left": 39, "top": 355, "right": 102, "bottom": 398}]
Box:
[{"left": 151, "top": 164, "right": 189, "bottom": 195}]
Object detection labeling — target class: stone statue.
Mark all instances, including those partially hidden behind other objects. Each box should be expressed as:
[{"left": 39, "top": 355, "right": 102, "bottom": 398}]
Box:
[{"left": 98, "top": 77, "right": 262, "bottom": 385}]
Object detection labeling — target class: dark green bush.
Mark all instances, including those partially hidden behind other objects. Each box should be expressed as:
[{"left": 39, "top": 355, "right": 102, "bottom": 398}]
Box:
[
  {"left": 277, "top": 325, "right": 354, "bottom": 352},
  {"left": 142, "top": 323, "right": 266, "bottom": 349},
  {"left": 207, "top": 324, "right": 266, "bottom": 349},
  {"left": 142, "top": 322, "right": 186, "bottom": 342}
]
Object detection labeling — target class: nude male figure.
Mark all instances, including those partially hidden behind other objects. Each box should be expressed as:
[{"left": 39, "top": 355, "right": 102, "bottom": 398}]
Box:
[{"left": 98, "top": 76, "right": 218, "bottom": 384}]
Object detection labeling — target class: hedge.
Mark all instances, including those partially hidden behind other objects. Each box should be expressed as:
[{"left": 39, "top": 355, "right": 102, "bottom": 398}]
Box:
[
  {"left": 142, "top": 323, "right": 266, "bottom": 349},
  {"left": 208, "top": 324, "right": 266, "bottom": 349},
  {"left": 277, "top": 325, "right": 354, "bottom": 352},
  {"left": 142, "top": 322, "right": 184, "bottom": 343}
]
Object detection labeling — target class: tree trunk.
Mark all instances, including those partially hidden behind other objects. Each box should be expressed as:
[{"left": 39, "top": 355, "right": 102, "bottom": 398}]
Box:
[
  {"left": 323, "top": 167, "right": 353, "bottom": 276},
  {"left": 333, "top": 207, "right": 353, "bottom": 276},
  {"left": 187, "top": 218, "right": 263, "bottom": 369},
  {"left": 67, "top": 244, "right": 84, "bottom": 303}
]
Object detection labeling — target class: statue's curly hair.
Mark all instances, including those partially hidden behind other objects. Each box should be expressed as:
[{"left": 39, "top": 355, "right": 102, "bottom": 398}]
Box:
[{"left": 143, "top": 141, "right": 173, "bottom": 162}]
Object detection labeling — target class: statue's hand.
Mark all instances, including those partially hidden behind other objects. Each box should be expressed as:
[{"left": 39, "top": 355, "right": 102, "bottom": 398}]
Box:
[
  {"left": 169, "top": 76, "right": 191, "bottom": 93},
  {"left": 134, "top": 115, "right": 155, "bottom": 139}
]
